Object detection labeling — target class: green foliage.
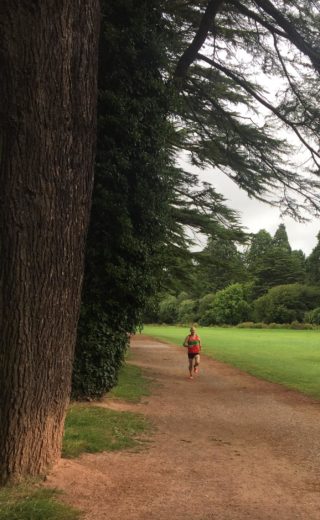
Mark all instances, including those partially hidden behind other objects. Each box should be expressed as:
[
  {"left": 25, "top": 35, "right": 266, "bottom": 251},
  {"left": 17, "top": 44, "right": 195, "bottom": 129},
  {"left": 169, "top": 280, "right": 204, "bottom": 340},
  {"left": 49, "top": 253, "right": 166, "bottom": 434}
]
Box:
[
  {"left": 195, "top": 236, "right": 247, "bottom": 294},
  {"left": 306, "top": 232, "right": 320, "bottom": 285},
  {"left": 73, "top": 0, "right": 171, "bottom": 398},
  {"left": 236, "top": 321, "right": 315, "bottom": 330},
  {"left": 159, "top": 167, "right": 245, "bottom": 295},
  {"left": 253, "top": 284, "right": 320, "bottom": 323},
  {"left": 176, "top": 291, "right": 190, "bottom": 303},
  {"left": 63, "top": 404, "right": 149, "bottom": 458},
  {"left": 108, "top": 363, "right": 151, "bottom": 403},
  {"left": 177, "top": 298, "right": 196, "bottom": 324},
  {"left": 272, "top": 224, "right": 291, "bottom": 251},
  {"left": 236, "top": 322, "right": 268, "bottom": 329},
  {"left": 72, "top": 309, "right": 128, "bottom": 399},
  {"left": 0, "top": 486, "right": 80, "bottom": 520},
  {"left": 166, "top": 2, "right": 320, "bottom": 218},
  {"left": 305, "top": 307, "right": 320, "bottom": 325},
  {"left": 198, "top": 293, "right": 216, "bottom": 316},
  {"left": 202, "top": 283, "right": 251, "bottom": 325},
  {"left": 158, "top": 295, "right": 178, "bottom": 324},
  {"left": 246, "top": 226, "right": 306, "bottom": 298}
]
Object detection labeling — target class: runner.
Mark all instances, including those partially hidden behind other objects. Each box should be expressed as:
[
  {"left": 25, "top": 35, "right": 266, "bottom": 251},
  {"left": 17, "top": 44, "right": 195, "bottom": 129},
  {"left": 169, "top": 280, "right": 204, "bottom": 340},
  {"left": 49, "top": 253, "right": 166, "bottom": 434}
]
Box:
[{"left": 183, "top": 326, "right": 202, "bottom": 379}]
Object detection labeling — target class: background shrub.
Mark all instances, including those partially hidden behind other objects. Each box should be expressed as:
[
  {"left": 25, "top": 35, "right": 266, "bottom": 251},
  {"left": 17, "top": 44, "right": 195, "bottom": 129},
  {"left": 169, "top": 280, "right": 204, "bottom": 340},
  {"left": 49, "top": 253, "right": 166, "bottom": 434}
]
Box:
[
  {"left": 305, "top": 307, "right": 320, "bottom": 325},
  {"left": 177, "top": 298, "right": 196, "bottom": 324},
  {"left": 158, "top": 295, "right": 178, "bottom": 324},
  {"left": 205, "top": 284, "right": 252, "bottom": 325},
  {"left": 253, "top": 284, "right": 320, "bottom": 323}
]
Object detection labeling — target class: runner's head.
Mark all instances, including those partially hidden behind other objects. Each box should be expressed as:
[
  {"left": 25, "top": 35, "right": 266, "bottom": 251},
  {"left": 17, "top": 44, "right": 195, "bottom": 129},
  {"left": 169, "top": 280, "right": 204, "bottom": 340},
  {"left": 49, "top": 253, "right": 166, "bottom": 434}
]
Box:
[{"left": 190, "top": 326, "right": 196, "bottom": 335}]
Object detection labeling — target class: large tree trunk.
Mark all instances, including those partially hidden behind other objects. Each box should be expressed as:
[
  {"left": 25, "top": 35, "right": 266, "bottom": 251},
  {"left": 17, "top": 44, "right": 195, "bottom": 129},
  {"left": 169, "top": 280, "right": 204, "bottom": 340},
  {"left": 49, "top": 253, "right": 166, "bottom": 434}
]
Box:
[{"left": 0, "top": 1, "right": 100, "bottom": 484}]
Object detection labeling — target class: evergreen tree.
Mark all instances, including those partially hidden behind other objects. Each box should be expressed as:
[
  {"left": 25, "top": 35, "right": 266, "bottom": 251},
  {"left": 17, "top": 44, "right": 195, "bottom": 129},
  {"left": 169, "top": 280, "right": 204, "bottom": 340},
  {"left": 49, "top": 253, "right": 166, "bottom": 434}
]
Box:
[
  {"left": 291, "top": 249, "right": 306, "bottom": 282},
  {"left": 247, "top": 226, "right": 305, "bottom": 297},
  {"left": 196, "top": 236, "right": 247, "bottom": 294},
  {"left": 272, "top": 224, "right": 291, "bottom": 251},
  {"left": 246, "top": 230, "right": 273, "bottom": 275},
  {"left": 165, "top": 0, "right": 320, "bottom": 218},
  {"left": 306, "top": 232, "right": 320, "bottom": 285}
]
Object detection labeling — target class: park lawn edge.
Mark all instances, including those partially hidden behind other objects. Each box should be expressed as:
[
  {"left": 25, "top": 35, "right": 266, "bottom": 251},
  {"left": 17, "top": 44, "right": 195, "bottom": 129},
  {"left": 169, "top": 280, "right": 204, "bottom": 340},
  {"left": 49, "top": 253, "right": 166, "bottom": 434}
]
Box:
[
  {"left": 63, "top": 362, "right": 152, "bottom": 458},
  {"left": 107, "top": 362, "right": 152, "bottom": 402},
  {"left": 142, "top": 325, "right": 320, "bottom": 400},
  {"left": 0, "top": 483, "right": 81, "bottom": 520}
]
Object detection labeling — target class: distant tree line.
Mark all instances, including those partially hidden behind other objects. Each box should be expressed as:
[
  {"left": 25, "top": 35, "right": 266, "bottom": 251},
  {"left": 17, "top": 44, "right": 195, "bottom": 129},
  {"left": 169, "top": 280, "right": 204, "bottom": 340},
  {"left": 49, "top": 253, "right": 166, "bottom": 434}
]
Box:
[{"left": 150, "top": 224, "right": 320, "bottom": 326}]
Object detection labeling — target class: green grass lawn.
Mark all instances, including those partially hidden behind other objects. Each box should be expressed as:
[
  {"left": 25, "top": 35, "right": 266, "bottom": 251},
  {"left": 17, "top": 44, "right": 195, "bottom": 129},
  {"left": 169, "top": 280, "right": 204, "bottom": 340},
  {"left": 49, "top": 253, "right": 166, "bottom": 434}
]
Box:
[
  {"left": 108, "top": 362, "right": 151, "bottom": 402},
  {"left": 142, "top": 325, "right": 320, "bottom": 399},
  {"left": 63, "top": 403, "right": 149, "bottom": 459},
  {"left": 63, "top": 363, "right": 151, "bottom": 458},
  {"left": 0, "top": 485, "right": 80, "bottom": 520}
]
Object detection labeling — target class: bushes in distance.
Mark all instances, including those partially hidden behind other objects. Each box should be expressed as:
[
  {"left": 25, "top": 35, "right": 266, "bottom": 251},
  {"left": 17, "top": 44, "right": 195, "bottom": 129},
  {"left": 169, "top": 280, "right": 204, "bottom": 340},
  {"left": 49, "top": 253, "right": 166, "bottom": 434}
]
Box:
[
  {"left": 305, "top": 307, "right": 320, "bottom": 325},
  {"left": 253, "top": 284, "right": 320, "bottom": 324},
  {"left": 151, "top": 283, "right": 320, "bottom": 328},
  {"left": 200, "top": 283, "right": 252, "bottom": 325}
]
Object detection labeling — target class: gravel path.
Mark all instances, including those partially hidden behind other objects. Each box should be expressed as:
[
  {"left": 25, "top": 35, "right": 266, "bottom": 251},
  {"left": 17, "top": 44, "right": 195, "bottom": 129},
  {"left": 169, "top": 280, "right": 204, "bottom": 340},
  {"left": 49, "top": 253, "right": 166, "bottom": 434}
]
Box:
[{"left": 47, "top": 335, "right": 320, "bottom": 519}]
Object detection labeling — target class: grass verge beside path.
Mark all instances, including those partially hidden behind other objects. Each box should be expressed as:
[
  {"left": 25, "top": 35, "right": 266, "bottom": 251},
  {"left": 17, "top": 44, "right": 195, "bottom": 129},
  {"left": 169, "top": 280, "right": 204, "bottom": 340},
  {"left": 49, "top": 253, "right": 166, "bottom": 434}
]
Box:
[
  {"left": 143, "top": 325, "right": 320, "bottom": 399},
  {"left": 63, "top": 362, "right": 151, "bottom": 458},
  {"left": 63, "top": 404, "right": 149, "bottom": 458},
  {"left": 108, "top": 362, "right": 151, "bottom": 402},
  {"left": 0, "top": 485, "right": 80, "bottom": 520}
]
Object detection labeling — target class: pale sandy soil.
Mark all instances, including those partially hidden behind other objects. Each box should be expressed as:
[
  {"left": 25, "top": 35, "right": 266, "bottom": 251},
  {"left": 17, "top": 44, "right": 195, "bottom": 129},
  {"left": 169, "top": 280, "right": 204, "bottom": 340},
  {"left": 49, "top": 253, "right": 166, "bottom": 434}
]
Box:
[{"left": 46, "top": 335, "right": 320, "bottom": 519}]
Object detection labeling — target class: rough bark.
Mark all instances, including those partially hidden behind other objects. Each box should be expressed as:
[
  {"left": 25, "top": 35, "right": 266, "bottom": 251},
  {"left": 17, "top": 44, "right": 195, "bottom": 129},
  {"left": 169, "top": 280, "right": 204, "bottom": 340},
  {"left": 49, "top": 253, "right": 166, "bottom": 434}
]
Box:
[{"left": 0, "top": 0, "right": 100, "bottom": 484}]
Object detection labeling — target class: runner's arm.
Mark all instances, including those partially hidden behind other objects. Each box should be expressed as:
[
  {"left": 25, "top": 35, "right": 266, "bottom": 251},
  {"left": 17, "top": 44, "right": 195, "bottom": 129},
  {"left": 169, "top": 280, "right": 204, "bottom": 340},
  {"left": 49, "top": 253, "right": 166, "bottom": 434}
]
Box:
[{"left": 183, "top": 336, "right": 189, "bottom": 347}]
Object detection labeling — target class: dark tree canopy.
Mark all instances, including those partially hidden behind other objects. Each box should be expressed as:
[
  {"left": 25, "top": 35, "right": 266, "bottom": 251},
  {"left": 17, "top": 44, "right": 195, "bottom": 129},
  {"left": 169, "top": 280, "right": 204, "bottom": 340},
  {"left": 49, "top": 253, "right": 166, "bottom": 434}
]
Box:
[
  {"left": 306, "top": 232, "right": 320, "bottom": 285},
  {"left": 273, "top": 224, "right": 291, "bottom": 251},
  {"left": 164, "top": 0, "right": 320, "bottom": 219},
  {"left": 72, "top": 0, "right": 172, "bottom": 398}
]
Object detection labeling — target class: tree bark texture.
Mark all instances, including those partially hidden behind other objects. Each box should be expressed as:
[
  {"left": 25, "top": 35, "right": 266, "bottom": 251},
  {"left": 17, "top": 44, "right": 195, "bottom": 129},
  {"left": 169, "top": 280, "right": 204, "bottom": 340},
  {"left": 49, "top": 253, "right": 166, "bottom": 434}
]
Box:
[{"left": 0, "top": 0, "right": 100, "bottom": 483}]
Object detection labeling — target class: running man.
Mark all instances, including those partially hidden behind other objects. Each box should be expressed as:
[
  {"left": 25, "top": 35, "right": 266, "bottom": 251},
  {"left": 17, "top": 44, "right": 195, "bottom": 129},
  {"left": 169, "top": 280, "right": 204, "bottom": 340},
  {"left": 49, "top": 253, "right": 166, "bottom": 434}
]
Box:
[{"left": 183, "top": 326, "right": 202, "bottom": 379}]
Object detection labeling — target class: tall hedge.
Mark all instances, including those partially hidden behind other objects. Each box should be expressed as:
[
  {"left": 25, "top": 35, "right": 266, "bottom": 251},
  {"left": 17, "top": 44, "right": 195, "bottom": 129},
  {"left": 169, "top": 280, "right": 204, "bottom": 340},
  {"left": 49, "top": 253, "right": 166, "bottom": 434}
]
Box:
[{"left": 72, "top": 0, "right": 170, "bottom": 398}]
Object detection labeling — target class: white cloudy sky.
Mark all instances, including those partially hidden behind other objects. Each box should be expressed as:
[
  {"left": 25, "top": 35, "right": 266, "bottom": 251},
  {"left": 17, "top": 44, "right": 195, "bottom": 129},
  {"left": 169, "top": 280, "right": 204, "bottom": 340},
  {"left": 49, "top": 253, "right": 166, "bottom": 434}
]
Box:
[
  {"left": 182, "top": 158, "right": 319, "bottom": 255},
  {"left": 203, "top": 168, "right": 319, "bottom": 255}
]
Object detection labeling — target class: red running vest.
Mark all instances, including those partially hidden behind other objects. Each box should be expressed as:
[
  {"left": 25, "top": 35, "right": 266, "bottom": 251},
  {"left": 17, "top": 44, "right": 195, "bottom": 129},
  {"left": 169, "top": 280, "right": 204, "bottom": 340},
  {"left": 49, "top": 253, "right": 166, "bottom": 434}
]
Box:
[{"left": 186, "top": 334, "right": 201, "bottom": 354}]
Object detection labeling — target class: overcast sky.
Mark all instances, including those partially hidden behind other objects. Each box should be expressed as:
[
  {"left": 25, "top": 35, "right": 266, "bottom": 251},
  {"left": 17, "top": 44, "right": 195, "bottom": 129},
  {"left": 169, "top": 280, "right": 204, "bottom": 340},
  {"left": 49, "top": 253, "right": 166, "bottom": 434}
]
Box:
[{"left": 183, "top": 159, "right": 319, "bottom": 256}]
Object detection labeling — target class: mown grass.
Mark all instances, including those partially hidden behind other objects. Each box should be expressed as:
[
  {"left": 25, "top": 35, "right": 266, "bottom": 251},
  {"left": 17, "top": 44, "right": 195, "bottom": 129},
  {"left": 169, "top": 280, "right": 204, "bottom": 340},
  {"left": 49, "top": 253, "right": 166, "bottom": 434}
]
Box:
[
  {"left": 108, "top": 362, "right": 151, "bottom": 402},
  {"left": 63, "top": 404, "right": 149, "bottom": 458},
  {"left": 0, "top": 485, "right": 80, "bottom": 520},
  {"left": 63, "top": 359, "right": 151, "bottom": 458},
  {"left": 143, "top": 325, "right": 320, "bottom": 399}
]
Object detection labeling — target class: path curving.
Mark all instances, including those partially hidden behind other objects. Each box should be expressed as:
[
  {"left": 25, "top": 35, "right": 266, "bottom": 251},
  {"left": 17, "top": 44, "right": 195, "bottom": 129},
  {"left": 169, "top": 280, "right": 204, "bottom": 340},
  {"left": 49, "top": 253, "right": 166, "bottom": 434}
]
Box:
[{"left": 47, "top": 335, "right": 320, "bottom": 519}]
